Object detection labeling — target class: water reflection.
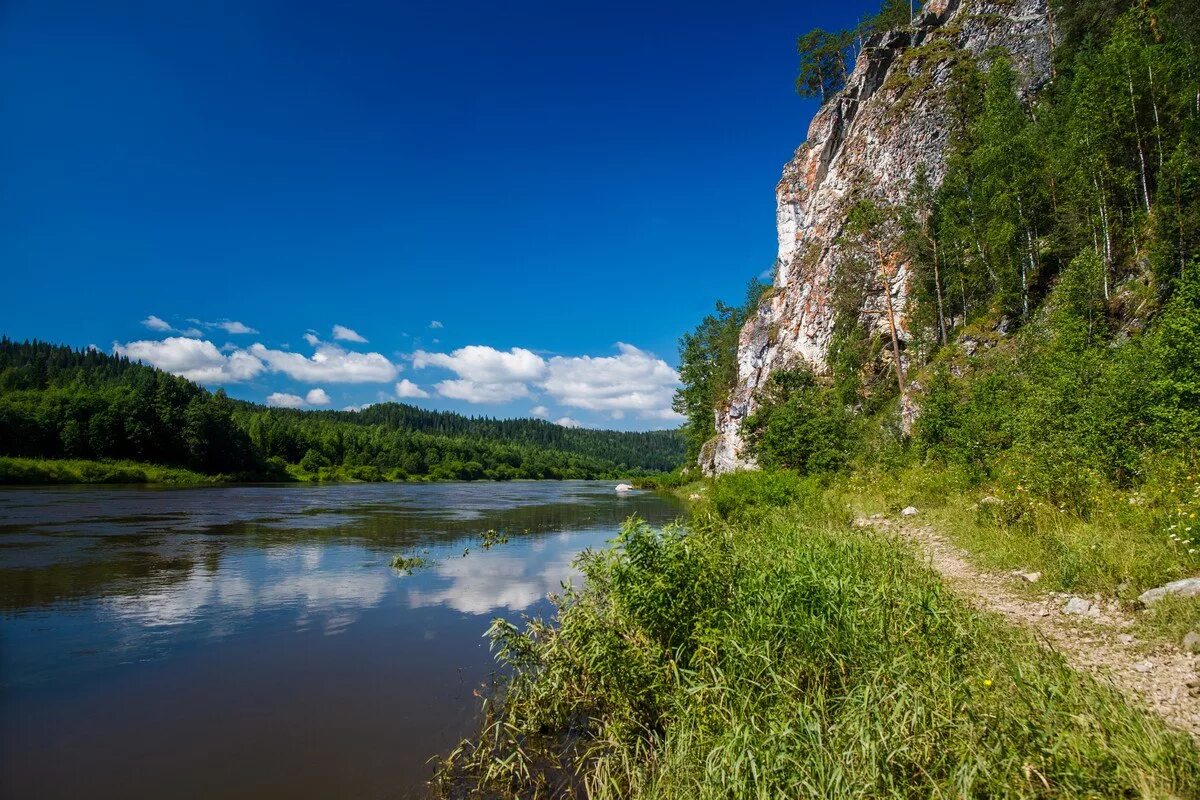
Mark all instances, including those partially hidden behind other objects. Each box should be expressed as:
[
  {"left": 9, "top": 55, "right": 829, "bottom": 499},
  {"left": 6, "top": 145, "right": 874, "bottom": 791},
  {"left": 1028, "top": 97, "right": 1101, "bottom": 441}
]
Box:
[{"left": 0, "top": 481, "right": 681, "bottom": 800}]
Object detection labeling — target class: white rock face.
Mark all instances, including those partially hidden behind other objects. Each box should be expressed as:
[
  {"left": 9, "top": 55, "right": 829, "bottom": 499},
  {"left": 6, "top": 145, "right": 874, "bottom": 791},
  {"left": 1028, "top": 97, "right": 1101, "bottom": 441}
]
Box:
[{"left": 702, "top": 0, "right": 1054, "bottom": 475}]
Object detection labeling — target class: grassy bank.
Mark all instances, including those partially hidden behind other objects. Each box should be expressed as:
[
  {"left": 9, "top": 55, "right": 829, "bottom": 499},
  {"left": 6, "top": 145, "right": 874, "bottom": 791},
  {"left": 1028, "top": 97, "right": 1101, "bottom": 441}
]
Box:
[
  {"left": 832, "top": 463, "right": 1200, "bottom": 642},
  {"left": 0, "top": 456, "right": 230, "bottom": 485},
  {"left": 438, "top": 472, "right": 1200, "bottom": 798}
]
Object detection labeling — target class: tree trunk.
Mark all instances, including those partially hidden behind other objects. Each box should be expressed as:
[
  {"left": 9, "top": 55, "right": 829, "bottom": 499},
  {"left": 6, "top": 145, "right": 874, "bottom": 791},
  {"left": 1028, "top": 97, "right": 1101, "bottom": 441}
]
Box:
[
  {"left": 932, "top": 237, "right": 947, "bottom": 345},
  {"left": 1127, "top": 61, "right": 1152, "bottom": 214},
  {"left": 876, "top": 244, "right": 907, "bottom": 399}
]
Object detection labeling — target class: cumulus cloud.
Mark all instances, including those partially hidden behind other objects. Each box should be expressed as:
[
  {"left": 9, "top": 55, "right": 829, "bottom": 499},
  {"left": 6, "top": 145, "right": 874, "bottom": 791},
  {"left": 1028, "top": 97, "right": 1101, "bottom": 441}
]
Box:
[
  {"left": 429, "top": 320, "right": 443, "bottom": 329},
  {"left": 395, "top": 379, "right": 430, "bottom": 399},
  {"left": 435, "top": 379, "right": 531, "bottom": 403},
  {"left": 266, "top": 392, "right": 306, "bottom": 408},
  {"left": 530, "top": 405, "right": 550, "bottom": 419},
  {"left": 249, "top": 342, "right": 399, "bottom": 383},
  {"left": 413, "top": 345, "right": 545, "bottom": 404},
  {"left": 331, "top": 324, "right": 367, "bottom": 343},
  {"left": 305, "top": 388, "right": 332, "bottom": 405},
  {"left": 115, "top": 337, "right": 265, "bottom": 383},
  {"left": 303, "top": 332, "right": 321, "bottom": 347},
  {"left": 543, "top": 343, "right": 681, "bottom": 420},
  {"left": 408, "top": 342, "right": 681, "bottom": 419},
  {"left": 554, "top": 416, "right": 583, "bottom": 428},
  {"left": 215, "top": 320, "right": 257, "bottom": 335}
]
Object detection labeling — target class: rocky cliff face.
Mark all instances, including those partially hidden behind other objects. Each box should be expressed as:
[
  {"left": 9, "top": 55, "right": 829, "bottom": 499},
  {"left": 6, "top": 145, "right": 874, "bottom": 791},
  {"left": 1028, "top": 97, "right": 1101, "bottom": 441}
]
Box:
[{"left": 701, "top": 0, "right": 1054, "bottom": 474}]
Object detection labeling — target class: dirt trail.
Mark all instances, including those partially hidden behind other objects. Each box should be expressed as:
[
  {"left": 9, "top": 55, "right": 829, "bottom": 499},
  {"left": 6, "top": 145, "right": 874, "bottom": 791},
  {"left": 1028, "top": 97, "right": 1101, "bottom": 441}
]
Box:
[{"left": 857, "top": 514, "right": 1200, "bottom": 742}]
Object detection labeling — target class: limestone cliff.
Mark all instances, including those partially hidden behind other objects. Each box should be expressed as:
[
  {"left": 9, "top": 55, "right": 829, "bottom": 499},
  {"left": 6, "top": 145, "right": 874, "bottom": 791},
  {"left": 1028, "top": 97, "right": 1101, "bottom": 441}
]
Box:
[{"left": 701, "top": 0, "right": 1054, "bottom": 474}]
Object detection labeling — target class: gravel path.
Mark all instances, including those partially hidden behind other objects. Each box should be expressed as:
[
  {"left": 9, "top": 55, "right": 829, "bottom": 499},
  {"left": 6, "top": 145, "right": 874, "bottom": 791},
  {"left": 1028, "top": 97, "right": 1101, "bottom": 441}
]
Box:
[{"left": 856, "top": 514, "right": 1200, "bottom": 743}]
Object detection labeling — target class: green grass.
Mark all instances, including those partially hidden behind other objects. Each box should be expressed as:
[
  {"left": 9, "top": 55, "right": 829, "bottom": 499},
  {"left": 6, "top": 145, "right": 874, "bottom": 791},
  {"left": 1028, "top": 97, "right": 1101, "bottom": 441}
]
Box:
[
  {"left": 437, "top": 472, "right": 1200, "bottom": 798},
  {"left": 0, "top": 456, "right": 225, "bottom": 485},
  {"left": 834, "top": 463, "right": 1200, "bottom": 611}
]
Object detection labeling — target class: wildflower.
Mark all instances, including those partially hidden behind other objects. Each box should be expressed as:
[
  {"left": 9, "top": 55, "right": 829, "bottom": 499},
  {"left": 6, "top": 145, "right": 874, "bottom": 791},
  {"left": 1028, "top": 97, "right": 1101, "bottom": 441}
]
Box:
[{"left": 983, "top": 678, "right": 993, "bottom": 687}]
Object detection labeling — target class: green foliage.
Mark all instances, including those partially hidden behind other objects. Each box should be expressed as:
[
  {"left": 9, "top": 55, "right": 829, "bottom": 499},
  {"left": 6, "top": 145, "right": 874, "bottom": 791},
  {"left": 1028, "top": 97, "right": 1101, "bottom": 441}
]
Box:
[
  {"left": 672, "top": 280, "right": 764, "bottom": 460},
  {"left": 390, "top": 555, "right": 430, "bottom": 574},
  {"left": 742, "top": 368, "right": 854, "bottom": 474},
  {"left": 0, "top": 456, "right": 220, "bottom": 485},
  {"left": 707, "top": 469, "right": 809, "bottom": 520},
  {"left": 795, "top": 1, "right": 920, "bottom": 104},
  {"left": 439, "top": 497, "right": 1200, "bottom": 798}
]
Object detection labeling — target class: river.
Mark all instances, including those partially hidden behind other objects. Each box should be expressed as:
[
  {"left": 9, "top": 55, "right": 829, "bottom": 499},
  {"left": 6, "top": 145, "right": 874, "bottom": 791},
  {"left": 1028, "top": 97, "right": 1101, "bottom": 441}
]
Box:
[{"left": 0, "top": 480, "right": 682, "bottom": 799}]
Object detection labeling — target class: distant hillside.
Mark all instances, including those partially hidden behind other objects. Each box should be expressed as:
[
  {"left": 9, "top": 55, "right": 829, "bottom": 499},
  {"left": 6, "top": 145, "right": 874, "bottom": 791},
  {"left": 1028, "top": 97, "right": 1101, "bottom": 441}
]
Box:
[
  {"left": 0, "top": 338, "right": 685, "bottom": 481},
  {"left": 289, "top": 403, "right": 684, "bottom": 473}
]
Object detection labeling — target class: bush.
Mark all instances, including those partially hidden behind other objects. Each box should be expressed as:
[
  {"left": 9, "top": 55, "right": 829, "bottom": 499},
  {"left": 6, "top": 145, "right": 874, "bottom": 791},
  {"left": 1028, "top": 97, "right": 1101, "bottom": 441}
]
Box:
[
  {"left": 298, "top": 448, "right": 332, "bottom": 473},
  {"left": 708, "top": 469, "right": 811, "bottom": 519},
  {"left": 743, "top": 368, "right": 856, "bottom": 474}
]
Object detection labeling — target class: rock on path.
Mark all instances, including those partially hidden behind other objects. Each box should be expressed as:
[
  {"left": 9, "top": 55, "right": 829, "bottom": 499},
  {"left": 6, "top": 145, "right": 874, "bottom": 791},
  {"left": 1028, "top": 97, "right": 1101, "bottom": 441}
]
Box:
[{"left": 855, "top": 515, "right": 1200, "bottom": 743}]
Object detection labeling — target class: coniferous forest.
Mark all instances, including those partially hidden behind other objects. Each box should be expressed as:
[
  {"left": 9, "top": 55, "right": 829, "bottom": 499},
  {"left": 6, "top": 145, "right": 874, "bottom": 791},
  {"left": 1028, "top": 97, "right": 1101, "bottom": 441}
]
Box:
[{"left": 0, "top": 338, "right": 685, "bottom": 483}]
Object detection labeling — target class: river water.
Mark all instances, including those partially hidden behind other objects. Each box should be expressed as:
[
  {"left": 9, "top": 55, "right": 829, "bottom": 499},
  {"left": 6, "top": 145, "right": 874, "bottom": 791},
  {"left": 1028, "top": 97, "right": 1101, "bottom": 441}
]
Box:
[{"left": 0, "top": 481, "right": 682, "bottom": 799}]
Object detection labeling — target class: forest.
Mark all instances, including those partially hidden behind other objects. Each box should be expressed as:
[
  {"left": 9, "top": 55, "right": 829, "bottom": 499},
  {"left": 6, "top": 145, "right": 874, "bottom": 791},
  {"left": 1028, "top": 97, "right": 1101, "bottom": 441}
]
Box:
[{"left": 0, "top": 338, "right": 685, "bottom": 482}]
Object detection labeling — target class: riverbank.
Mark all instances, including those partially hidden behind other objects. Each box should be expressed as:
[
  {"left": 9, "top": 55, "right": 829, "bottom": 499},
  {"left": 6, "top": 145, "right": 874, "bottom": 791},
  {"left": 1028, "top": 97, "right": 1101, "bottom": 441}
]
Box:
[
  {"left": 0, "top": 456, "right": 663, "bottom": 488},
  {"left": 0, "top": 456, "right": 230, "bottom": 485},
  {"left": 437, "top": 470, "right": 1200, "bottom": 798}
]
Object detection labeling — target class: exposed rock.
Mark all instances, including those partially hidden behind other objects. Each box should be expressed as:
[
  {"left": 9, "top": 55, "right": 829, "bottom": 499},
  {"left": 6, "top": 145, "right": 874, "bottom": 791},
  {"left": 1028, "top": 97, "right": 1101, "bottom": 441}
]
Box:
[
  {"left": 706, "top": 0, "right": 1054, "bottom": 473},
  {"left": 1133, "top": 660, "right": 1154, "bottom": 674},
  {"left": 1118, "top": 633, "right": 1135, "bottom": 645},
  {"left": 1016, "top": 571, "right": 1041, "bottom": 584},
  {"left": 1138, "top": 577, "right": 1200, "bottom": 607},
  {"left": 1064, "top": 597, "right": 1094, "bottom": 615},
  {"left": 1184, "top": 631, "right": 1200, "bottom": 654},
  {"left": 614, "top": 483, "right": 633, "bottom": 492},
  {"left": 901, "top": 506, "right": 919, "bottom": 517}
]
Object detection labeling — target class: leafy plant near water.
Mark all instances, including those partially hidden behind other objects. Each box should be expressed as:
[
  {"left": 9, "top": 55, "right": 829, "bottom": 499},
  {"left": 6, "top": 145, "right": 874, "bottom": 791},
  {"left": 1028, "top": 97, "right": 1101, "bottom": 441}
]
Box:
[
  {"left": 437, "top": 473, "right": 1200, "bottom": 797},
  {"left": 390, "top": 555, "right": 430, "bottom": 574}
]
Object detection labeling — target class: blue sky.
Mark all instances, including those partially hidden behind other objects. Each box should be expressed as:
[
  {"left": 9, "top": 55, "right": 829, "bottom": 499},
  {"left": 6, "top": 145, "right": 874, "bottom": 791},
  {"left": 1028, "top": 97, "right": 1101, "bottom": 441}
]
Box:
[{"left": 1, "top": 0, "right": 875, "bottom": 429}]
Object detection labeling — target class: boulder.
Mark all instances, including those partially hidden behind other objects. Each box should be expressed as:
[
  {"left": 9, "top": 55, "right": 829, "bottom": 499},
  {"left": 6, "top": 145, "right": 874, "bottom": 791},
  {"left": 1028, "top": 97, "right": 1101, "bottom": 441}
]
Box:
[
  {"left": 1137, "top": 577, "right": 1200, "bottom": 606},
  {"left": 901, "top": 506, "right": 919, "bottom": 517},
  {"left": 1183, "top": 631, "right": 1200, "bottom": 654},
  {"left": 1064, "top": 597, "right": 1093, "bottom": 615}
]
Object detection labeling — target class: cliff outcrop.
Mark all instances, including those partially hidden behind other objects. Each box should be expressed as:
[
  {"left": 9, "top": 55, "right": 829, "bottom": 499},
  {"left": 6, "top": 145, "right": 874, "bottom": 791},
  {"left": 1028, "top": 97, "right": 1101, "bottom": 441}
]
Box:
[{"left": 702, "top": 0, "right": 1054, "bottom": 474}]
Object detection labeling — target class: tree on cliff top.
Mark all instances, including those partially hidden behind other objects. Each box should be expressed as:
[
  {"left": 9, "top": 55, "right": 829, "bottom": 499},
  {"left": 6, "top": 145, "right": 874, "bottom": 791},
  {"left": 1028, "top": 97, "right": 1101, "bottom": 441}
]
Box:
[{"left": 796, "top": 0, "right": 920, "bottom": 104}]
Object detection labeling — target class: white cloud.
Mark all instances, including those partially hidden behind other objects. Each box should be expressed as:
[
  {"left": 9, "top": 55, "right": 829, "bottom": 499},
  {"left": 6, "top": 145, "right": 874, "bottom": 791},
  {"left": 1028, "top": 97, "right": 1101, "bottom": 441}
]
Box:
[
  {"left": 249, "top": 342, "right": 399, "bottom": 383},
  {"left": 305, "top": 388, "right": 332, "bottom": 405},
  {"left": 331, "top": 324, "right": 367, "bottom": 343},
  {"left": 216, "top": 320, "right": 257, "bottom": 335},
  {"left": 413, "top": 345, "right": 545, "bottom": 404},
  {"left": 543, "top": 343, "right": 681, "bottom": 420},
  {"left": 408, "top": 342, "right": 682, "bottom": 419},
  {"left": 434, "top": 379, "right": 531, "bottom": 403},
  {"left": 303, "top": 332, "right": 321, "bottom": 346},
  {"left": 266, "top": 392, "right": 306, "bottom": 408},
  {"left": 395, "top": 379, "right": 430, "bottom": 399},
  {"left": 114, "top": 337, "right": 265, "bottom": 383},
  {"left": 554, "top": 416, "right": 583, "bottom": 428},
  {"left": 342, "top": 403, "right": 374, "bottom": 412},
  {"left": 141, "top": 315, "right": 201, "bottom": 338},
  {"left": 530, "top": 405, "right": 550, "bottom": 418},
  {"left": 429, "top": 320, "right": 444, "bottom": 329}
]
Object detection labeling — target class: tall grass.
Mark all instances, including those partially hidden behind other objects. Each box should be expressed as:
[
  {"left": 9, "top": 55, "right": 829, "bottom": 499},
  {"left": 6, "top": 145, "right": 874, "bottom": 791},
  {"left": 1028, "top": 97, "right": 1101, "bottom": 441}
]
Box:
[
  {"left": 0, "top": 456, "right": 221, "bottom": 485},
  {"left": 837, "top": 461, "right": 1200, "bottom": 601},
  {"left": 437, "top": 472, "right": 1200, "bottom": 798}
]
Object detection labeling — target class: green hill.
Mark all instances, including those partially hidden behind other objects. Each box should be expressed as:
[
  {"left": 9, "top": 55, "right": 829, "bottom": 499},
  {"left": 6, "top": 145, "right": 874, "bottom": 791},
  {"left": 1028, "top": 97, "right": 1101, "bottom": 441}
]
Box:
[{"left": 0, "top": 338, "right": 685, "bottom": 483}]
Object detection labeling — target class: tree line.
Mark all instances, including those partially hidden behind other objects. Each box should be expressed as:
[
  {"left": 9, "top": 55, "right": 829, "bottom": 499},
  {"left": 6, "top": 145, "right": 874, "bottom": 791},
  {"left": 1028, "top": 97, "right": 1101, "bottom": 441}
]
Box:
[{"left": 0, "top": 339, "right": 685, "bottom": 480}]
